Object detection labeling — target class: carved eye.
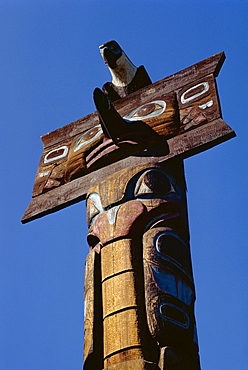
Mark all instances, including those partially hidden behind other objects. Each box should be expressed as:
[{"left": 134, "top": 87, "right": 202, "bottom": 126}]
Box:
[
  {"left": 134, "top": 169, "right": 175, "bottom": 197},
  {"left": 44, "top": 146, "right": 68, "bottom": 163},
  {"left": 110, "top": 43, "right": 118, "bottom": 51},
  {"left": 86, "top": 193, "right": 103, "bottom": 227},
  {"left": 74, "top": 125, "right": 103, "bottom": 152},
  {"left": 124, "top": 100, "right": 166, "bottom": 121},
  {"left": 108, "top": 41, "right": 121, "bottom": 54}
]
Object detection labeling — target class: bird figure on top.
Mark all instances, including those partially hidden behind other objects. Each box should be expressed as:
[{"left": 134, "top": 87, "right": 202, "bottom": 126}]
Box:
[{"left": 99, "top": 40, "right": 152, "bottom": 101}]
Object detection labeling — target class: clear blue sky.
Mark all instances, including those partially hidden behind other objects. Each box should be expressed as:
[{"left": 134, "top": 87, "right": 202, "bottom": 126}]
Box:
[{"left": 1, "top": 1, "right": 247, "bottom": 369}]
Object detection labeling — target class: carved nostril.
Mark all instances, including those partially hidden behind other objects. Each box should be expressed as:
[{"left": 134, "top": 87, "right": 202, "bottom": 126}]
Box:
[{"left": 87, "top": 234, "right": 102, "bottom": 251}]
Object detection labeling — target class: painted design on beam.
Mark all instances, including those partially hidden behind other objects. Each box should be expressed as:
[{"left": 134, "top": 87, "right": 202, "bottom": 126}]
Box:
[
  {"left": 123, "top": 100, "right": 167, "bottom": 121},
  {"left": 22, "top": 52, "right": 235, "bottom": 224},
  {"left": 31, "top": 73, "right": 220, "bottom": 197}
]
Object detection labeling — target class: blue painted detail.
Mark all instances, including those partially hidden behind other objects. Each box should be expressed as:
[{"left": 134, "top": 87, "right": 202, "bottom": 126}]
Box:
[
  {"left": 177, "top": 279, "right": 194, "bottom": 305},
  {"left": 150, "top": 264, "right": 193, "bottom": 305},
  {"left": 150, "top": 265, "right": 177, "bottom": 298},
  {"left": 100, "top": 41, "right": 121, "bottom": 55},
  {"left": 159, "top": 303, "right": 190, "bottom": 329},
  {"left": 193, "top": 325, "right": 199, "bottom": 346}
]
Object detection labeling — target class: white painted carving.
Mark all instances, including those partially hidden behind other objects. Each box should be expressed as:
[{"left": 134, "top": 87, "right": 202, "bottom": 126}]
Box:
[
  {"left": 38, "top": 170, "right": 50, "bottom": 178},
  {"left": 199, "top": 100, "right": 213, "bottom": 109},
  {"left": 87, "top": 192, "right": 103, "bottom": 213},
  {"left": 107, "top": 205, "right": 121, "bottom": 225},
  {"left": 124, "top": 100, "right": 166, "bottom": 122},
  {"left": 74, "top": 125, "right": 103, "bottom": 152},
  {"left": 181, "top": 82, "right": 209, "bottom": 104},
  {"left": 44, "top": 145, "right": 68, "bottom": 164}
]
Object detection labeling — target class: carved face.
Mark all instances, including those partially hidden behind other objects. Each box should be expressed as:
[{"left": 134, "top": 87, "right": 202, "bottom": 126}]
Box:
[{"left": 86, "top": 160, "right": 197, "bottom": 351}]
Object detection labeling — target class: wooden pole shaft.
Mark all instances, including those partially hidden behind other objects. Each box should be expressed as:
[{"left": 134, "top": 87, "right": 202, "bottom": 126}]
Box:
[{"left": 84, "top": 159, "right": 201, "bottom": 369}]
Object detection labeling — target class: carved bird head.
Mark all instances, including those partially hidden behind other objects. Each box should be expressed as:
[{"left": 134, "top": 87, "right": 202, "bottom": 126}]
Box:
[
  {"left": 99, "top": 40, "right": 123, "bottom": 69},
  {"left": 99, "top": 40, "right": 137, "bottom": 87}
]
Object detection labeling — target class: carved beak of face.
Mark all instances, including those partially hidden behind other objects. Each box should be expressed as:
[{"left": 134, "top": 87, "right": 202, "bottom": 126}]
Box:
[
  {"left": 99, "top": 47, "right": 108, "bottom": 65},
  {"left": 87, "top": 234, "right": 103, "bottom": 254},
  {"left": 101, "top": 47, "right": 118, "bottom": 69}
]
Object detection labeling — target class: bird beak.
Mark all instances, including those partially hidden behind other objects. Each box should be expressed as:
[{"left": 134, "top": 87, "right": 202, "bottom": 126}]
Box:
[{"left": 99, "top": 47, "right": 109, "bottom": 66}]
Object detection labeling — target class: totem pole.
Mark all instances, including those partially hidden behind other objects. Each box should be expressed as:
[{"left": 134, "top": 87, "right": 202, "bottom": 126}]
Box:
[{"left": 22, "top": 41, "right": 235, "bottom": 369}]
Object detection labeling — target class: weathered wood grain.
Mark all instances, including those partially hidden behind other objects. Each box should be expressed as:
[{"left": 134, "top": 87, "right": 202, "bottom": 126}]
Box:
[
  {"left": 41, "top": 52, "right": 225, "bottom": 149},
  {"left": 22, "top": 52, "right": 235, "bottom": 223},
  {"left": 83, "top": 251, "right": 95, "bottom": 363},
  {"left": 85, "top": 161, "right": 200, "bottom": 368},
  {"left": 103, "top": 309, "right": 142, "bottom": 359},
  {"left": 101, "top": 243, "right": 143, "bottom": 366},
  {"left": 33, "top": 71, "right": 221, "bottom": 199},
  {"left": 101, "top": 239, "right": 135, "bottom": 281},
  {"left": 22, "top": 117, "right": 235, "bottom": 223},
  {"left": 103, "top": 358, "right": 159, "bottom": 369},
  {"left": 32, "top": 60, "right": 223, "bottom": 198},
  {"left": 83, "top": 250, "right": 103, "bottom": 369}
]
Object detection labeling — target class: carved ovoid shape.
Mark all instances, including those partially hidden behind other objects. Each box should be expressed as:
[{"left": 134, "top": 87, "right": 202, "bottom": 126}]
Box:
[
  {"left": 30, "top": 55, "right": 224, "bottom": 199},
  {"left": 32, "top": 92, "right": 179, "bottom": 197},
  {"left": 22, "top": 52, "right": 235, "bottom": 224},
  {"left": 84, "top": 160, "right": 201, "bottom": 369},
  {"left": 124, "top": 101, "right": 167, "bottom": 121}
]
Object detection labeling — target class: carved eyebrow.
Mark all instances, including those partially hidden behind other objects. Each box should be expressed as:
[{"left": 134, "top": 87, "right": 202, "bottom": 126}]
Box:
[
  {"left": 134, "top": 169, "right": 176, "bottom": 197},
  {"left": 87, "top": 192, "right": 103, "bottom": 212},
  {"left": 86, "top": 193, "right": 104, "bottom": 227}
]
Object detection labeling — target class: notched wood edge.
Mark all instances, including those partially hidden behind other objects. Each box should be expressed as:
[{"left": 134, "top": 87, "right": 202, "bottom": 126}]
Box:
[
  {"left": 40, "top": 52, "right": 225, "bottom": 149},
  {"left": 21, "top": 118, "right": 235, "bottom": 224}
]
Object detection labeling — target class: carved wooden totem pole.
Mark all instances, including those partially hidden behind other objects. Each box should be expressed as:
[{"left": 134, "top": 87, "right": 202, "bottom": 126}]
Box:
[{"left": 22, "top": 41, "right": 235, "bottom": 369}]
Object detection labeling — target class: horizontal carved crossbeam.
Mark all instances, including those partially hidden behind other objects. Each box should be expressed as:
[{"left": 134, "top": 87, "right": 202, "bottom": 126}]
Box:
[{"left": 22, "top": 52, "right": 235, "bottom": 223}]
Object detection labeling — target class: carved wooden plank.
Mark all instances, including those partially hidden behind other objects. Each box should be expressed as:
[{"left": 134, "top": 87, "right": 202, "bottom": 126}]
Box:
[
  {"left": 41, "top": 52, "right": 225, "bottom": 149},
  {"left": 41, "top": 111, "right": 99, "bottom": 149},
  {"left": 22, "top": 52, "right": 235, "bottom": 223},
  {"left": 29, "top": 57, "right": 225, "bottom": 200},
  {"left": 21, "top": 117, "right": 235, "bottom": 223}
]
